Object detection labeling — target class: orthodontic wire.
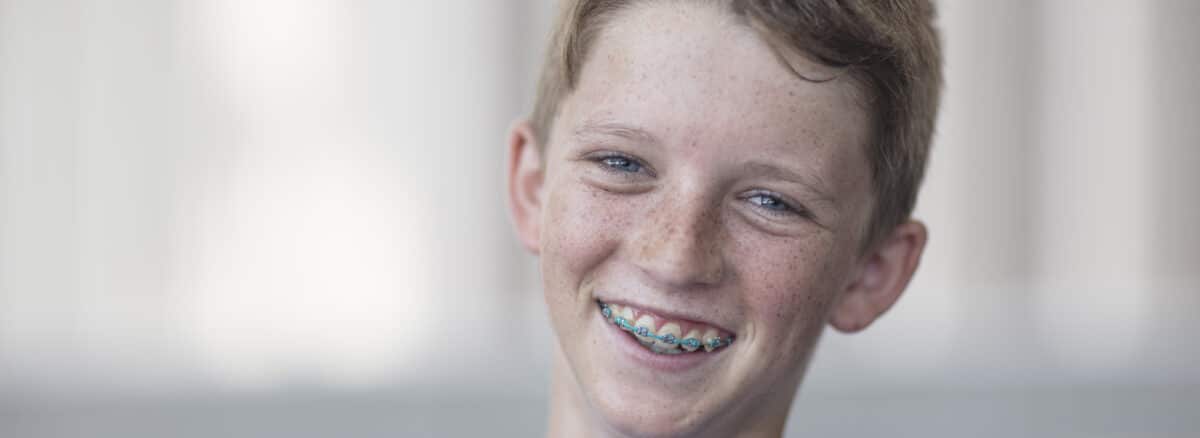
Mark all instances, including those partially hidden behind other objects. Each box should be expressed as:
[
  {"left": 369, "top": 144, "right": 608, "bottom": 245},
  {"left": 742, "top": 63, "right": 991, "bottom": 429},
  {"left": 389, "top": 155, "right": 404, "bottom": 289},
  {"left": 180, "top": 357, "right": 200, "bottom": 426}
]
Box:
[{"left": 600, "top": 303, "right": 734, "bottom": 351}]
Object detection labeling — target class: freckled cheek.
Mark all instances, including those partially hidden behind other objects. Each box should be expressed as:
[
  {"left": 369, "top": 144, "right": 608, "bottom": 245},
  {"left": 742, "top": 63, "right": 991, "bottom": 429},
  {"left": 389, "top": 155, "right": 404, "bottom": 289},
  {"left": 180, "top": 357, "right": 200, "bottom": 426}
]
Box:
[
  {"left": 734, "top": 241, "right": 839, "bottom": 351},
  {"left": 541, "top": 183, "right": 634, "bottom": 287}
]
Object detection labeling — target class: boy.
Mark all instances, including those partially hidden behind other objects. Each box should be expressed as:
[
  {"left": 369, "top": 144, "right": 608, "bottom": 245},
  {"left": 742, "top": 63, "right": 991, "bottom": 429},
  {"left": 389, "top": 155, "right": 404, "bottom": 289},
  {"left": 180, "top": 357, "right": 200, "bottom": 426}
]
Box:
[{"left": 507, "top": 0, "right": 941, "bottom": 436}]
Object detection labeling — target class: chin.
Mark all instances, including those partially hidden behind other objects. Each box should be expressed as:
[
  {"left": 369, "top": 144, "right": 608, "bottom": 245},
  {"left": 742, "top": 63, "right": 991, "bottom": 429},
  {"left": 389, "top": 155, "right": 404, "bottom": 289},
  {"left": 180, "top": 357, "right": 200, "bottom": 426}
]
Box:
[{"left": 591, "top": 391, "right": 712, "bottom": 438}]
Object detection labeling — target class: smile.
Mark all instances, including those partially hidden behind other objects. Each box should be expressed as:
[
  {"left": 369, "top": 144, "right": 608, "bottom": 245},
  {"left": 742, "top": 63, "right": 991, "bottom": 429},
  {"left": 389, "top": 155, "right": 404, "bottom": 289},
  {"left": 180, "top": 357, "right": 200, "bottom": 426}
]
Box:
[{"left": 597, "top": 300, "right": 735, "bottom": 355}]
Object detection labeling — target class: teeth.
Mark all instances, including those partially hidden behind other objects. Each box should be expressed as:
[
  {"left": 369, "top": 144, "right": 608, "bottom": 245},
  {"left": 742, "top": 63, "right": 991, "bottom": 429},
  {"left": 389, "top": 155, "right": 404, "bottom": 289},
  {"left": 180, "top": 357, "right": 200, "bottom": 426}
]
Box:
[
  {"left": 599, "top": 301, "right": 733, "bottom": 354},
  {"left": 653, "top": 323, "right": 682, "bottom": 352},
  {"left": 680, "top": 329, "right": 702, "bottom": 352},
  {"left": 620, "top": 306, "right": 635, "bottom": 324},
  {"left": 633, "top": 315, "right": 657, "bottom": 345},
  {"left": 702, "top": 328, "right": 720, "bottom": 352}
]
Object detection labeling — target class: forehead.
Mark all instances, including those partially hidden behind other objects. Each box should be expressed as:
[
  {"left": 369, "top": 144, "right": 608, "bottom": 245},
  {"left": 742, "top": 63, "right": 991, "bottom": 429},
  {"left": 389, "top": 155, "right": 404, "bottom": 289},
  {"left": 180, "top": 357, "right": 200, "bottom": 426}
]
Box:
[{"left": 555, "top": 1, "right": 872, "bottom": 197}]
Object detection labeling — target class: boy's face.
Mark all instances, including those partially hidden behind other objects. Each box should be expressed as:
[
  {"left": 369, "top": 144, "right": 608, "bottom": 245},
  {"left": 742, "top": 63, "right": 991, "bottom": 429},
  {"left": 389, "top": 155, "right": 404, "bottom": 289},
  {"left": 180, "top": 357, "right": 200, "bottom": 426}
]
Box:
[{"left": 511, "top": 2, "right": 896, "bottom": 436}]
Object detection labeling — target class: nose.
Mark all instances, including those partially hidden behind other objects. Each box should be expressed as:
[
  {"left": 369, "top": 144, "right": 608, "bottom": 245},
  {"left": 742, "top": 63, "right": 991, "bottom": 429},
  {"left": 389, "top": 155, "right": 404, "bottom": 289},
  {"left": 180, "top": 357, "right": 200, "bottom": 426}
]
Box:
[{"left": 630, "top": 191, "right": 726, "bottom": 288}]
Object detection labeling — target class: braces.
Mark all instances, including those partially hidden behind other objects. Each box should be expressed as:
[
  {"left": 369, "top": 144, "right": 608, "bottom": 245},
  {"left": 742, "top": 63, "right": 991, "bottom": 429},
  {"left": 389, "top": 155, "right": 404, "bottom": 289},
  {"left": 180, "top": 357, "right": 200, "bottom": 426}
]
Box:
[{"left": 600, "top": 303, "right": 734, "bottom": 351}]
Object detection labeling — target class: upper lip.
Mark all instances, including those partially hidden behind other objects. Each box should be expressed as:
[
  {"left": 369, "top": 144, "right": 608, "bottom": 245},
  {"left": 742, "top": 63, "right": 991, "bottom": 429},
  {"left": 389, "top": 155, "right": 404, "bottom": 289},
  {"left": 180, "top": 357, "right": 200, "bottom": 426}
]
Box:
[{"left": 596, "top": 296, "right": 736, "bottom": 335}]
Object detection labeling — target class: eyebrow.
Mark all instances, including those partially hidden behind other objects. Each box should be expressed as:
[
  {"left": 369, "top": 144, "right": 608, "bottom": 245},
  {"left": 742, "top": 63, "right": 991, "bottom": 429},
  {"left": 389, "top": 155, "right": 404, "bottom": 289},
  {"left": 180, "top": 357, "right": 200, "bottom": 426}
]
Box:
[{"left": 572, "top": 119, "right": 660, "bottom": 146}]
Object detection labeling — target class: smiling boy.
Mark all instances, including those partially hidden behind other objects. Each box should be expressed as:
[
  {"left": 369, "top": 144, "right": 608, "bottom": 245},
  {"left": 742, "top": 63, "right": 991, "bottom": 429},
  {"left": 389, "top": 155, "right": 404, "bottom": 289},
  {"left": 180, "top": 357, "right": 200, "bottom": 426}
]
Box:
[{"left": 506, "top": 1, "right": 942, "bottom": 436}]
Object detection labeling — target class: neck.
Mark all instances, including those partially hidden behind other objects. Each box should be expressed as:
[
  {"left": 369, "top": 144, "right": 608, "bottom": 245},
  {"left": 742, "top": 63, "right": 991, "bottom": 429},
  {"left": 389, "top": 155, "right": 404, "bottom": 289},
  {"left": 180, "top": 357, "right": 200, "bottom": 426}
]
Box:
[{"left": 544, "top": 345, "right": 793, "bottom": 438}]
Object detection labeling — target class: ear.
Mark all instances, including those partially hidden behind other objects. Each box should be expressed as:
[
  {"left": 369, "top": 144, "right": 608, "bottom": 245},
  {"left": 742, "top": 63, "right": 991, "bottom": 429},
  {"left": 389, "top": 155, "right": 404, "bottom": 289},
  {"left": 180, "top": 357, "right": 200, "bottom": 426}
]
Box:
[
  {"left": 829, "top": 220, "right": 928, "bottom": 333},
  {"left": 506, "top": 120, "right": 546, "bottom": 254}
]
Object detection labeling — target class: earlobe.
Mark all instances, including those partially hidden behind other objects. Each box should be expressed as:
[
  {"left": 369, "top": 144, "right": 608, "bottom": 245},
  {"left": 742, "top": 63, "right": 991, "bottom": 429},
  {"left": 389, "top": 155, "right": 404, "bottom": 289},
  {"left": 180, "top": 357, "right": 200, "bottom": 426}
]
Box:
[
  {"left": 506, "top": 120, "right": 546, "bottom": 254},
  {"left": 829, "top": 221, "right": 928, "bottom": 333}
]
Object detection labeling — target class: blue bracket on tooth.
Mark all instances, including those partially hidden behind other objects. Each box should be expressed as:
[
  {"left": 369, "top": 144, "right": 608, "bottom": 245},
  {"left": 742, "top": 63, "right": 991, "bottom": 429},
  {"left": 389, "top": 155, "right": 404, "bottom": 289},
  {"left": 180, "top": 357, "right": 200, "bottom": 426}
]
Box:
[{"left": 601, "top": 303, "right": 734, "bottom": 350}]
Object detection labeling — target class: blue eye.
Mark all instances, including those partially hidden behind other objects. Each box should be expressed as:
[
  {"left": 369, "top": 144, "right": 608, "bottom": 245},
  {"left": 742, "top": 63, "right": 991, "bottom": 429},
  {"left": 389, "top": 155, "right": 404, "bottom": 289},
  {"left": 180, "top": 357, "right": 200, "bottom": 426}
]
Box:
[
  {"left": 600, "top": 155, "right": 643, "bottom": 173},
  {"left": 747, "top": 193, "right": 794, "bottom": 214}
]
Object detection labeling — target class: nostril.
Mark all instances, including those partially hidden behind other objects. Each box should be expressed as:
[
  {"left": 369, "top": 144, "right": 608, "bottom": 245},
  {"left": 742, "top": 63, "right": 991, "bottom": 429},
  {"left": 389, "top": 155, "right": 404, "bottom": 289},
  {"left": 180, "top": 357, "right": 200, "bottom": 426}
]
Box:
[{"left": 635, "top": 236, "right": 725, "bottom": 287}]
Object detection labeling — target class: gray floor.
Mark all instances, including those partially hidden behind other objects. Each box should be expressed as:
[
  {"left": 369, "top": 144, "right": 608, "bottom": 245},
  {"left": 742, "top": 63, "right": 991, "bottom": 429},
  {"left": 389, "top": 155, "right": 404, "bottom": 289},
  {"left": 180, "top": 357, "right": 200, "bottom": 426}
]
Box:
[{"left": 2, "top": 386, "right": 1196, "bottom": 437}]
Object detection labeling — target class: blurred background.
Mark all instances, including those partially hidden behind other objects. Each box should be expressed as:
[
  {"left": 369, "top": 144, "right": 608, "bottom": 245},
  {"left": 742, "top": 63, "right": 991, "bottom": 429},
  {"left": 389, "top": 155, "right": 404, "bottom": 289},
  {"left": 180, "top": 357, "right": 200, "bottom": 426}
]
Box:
[{"left": 1, "top": 0, "right": 1197, "bottom": 436}]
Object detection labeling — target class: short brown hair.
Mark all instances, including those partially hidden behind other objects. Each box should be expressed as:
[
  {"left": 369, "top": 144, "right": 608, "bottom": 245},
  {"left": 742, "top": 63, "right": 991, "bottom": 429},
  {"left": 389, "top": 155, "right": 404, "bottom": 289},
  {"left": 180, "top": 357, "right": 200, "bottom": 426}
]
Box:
[{"left": 530, "top": 0, "right": 943, "bottom": 249}]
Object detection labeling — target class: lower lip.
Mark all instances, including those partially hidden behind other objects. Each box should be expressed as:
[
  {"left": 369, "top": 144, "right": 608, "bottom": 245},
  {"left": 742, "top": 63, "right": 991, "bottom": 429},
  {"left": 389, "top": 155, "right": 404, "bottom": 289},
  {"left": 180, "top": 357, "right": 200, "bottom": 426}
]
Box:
[{"left": 597, "top": 312, "right": 729, "bottom": 373}]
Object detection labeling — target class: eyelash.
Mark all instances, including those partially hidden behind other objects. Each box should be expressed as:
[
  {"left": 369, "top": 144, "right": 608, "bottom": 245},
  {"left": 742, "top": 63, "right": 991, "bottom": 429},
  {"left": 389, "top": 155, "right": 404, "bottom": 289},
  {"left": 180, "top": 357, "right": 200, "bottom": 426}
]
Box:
[
  {"left": 585, "top": 151, "right": 810, "bottom": 221},
  {"left": 589, "top": 152, "right": 650, "bottom": 176},
  {"left": 743, "top": 191, "right": 807, "bottom": 219}
]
